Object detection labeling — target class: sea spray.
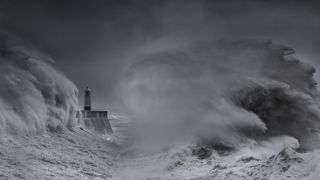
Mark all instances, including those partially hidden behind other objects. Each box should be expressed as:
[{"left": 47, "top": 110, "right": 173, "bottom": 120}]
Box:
[
  {"left": 0, "top": 31, "right": 79, "bottom": 136},
  {"left": 119, "top": 39, "right": 320, "bottom": 150}
]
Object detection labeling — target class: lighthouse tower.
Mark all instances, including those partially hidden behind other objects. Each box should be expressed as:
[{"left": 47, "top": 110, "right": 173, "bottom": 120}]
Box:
[
  {"left": 84, "top": 86, "right": 91, "bottom": 111},
  {"left": 76, "top": 86, "right": 113, "bottom": 134}
]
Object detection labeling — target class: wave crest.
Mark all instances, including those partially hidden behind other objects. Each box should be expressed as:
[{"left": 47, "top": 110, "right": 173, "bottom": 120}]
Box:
[
  {"left": 0, "top": 31, "right": 79, "bottom": 136},
  {"left": 120, "top": 39, "right": 320, "bottom": 149}
]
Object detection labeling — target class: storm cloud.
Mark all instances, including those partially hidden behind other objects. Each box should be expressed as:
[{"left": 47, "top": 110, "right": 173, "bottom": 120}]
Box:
[{"left": 0, "top": 0, "right": 320, "bottom": 110}]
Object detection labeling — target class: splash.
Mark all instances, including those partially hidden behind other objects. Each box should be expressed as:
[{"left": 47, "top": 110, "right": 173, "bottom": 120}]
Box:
[
  {"left": 120, "top": 39, "right": 320, "bottom": 150},
  {"left": 0, "top": 31, "right": 79, "bottom": 136}
]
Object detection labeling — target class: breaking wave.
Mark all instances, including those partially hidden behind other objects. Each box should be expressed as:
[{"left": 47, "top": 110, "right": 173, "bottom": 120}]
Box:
[
  {"left": 120, "top": 39, "right": 320, "bottom": 150},
  {"left": 0, "top": 31, "right": 79, "bottom": 136}
]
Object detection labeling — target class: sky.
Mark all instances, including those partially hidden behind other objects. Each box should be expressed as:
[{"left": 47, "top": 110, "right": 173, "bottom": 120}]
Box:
[{"left": 0, "top": 0, "right": 320, "bottom": 109}]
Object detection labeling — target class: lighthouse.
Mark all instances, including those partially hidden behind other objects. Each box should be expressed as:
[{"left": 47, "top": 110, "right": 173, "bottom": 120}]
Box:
[
  {"left": 76, "top": 87, "right": 113, "bottom": 134},
  {"left": 84, "top": 86, "right": 91, "bottom": 111}
]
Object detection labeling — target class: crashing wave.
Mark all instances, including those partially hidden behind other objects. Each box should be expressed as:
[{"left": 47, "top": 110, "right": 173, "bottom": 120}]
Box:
[
  {"left": 120, "top": 39, "right": 320, "bottom": 150},
  {"left": 0, "top": 31, "right": 79, "bottom": 136}
]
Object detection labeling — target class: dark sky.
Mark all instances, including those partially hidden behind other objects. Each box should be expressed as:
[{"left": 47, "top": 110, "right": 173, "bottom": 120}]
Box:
[{"left": 1, "top": 0, "right": 320, "bottom": 109}]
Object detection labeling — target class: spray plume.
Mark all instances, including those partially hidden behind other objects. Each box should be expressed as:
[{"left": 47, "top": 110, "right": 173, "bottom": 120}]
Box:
[
  {"left": 0, "top": 31, "right": 79, "bottom": 136},
  {"left": 119, "top": 39, "right": 320, "bottom": 150}
]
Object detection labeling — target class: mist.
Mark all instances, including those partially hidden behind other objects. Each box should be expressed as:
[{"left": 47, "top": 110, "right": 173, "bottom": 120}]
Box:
[
  {"left": 1, "top": 0, "right": 320, "bottom": 110},
  {"left": 1, "top": 1, "right": 320, "bottom": 179},
  {"left": 0, "top": 30, "right": 79, "bottom": 136},
  {"left": 119, "top": 39, "right": 320, "bottom": 151}
]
